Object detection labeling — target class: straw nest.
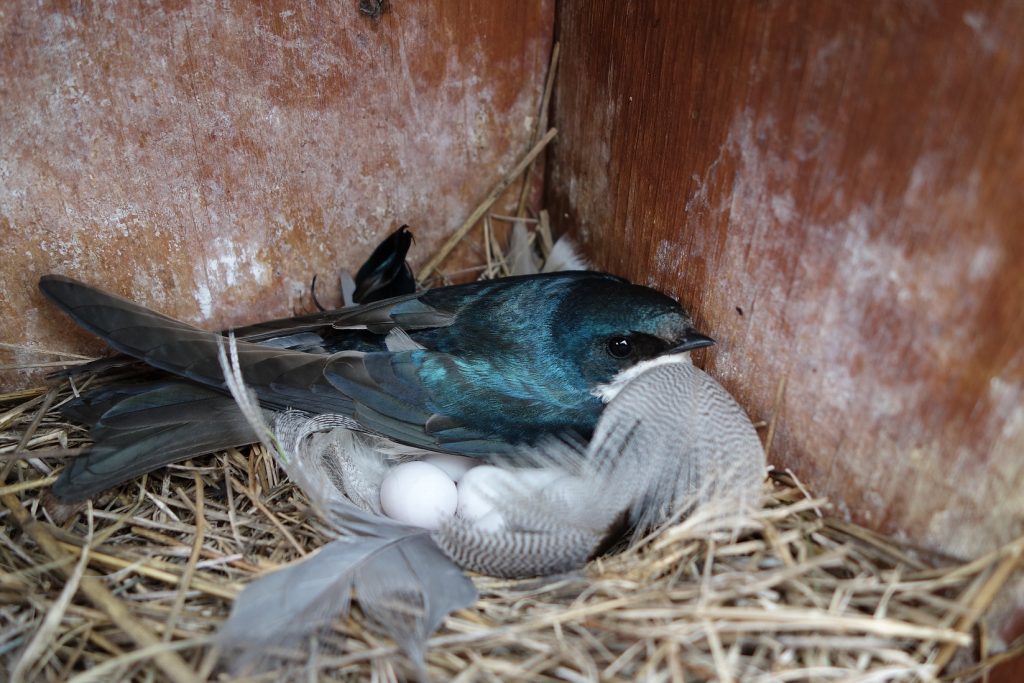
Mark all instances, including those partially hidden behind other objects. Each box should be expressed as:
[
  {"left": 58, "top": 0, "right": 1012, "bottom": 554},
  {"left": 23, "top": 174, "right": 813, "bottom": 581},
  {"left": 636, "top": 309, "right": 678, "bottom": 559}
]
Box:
[
  {"left": 0, "top": 388, "right": 1021, "bottom": 683},
  {"left": 2, "top": 46, "right": 1022, "bottom": 683},
  {"left": 2, "top": 211, "right": 1022, "bottom": 682}
]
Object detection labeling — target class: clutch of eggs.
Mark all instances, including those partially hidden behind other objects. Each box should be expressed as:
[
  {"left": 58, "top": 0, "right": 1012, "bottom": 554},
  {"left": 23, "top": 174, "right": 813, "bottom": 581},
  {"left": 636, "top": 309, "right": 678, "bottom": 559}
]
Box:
[{"left": 378, "top": 455, "right": 578, "bottom": 531}]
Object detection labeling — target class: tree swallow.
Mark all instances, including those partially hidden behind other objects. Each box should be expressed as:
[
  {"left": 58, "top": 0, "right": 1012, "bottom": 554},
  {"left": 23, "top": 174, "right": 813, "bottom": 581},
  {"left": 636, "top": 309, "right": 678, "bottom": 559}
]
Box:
[{"left": 40, "top": 270, "right": 713, "bottom": 501}]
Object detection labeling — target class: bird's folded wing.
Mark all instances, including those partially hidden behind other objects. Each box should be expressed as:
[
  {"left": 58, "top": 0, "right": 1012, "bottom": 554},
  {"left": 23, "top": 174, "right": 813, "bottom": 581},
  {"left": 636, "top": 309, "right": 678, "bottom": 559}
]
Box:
[
  {"left": 226, "top": 290, "right": 454, "bottom": 342},
  {"left": 40, "top": 276, "right": 353, "bottom": 413},
  {"left": 40, "top": 275, "right": 504, "bottom": 455},
  {"left": 323, "top": 351, "right": 512, "bottom": 456}
]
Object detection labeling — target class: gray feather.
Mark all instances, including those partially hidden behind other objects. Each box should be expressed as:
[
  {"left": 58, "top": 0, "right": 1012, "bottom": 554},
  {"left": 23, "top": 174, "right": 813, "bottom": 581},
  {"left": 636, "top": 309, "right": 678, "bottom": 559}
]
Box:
[
  {"left": 431, "top": 355, "right": 765, "bottom": 577},
  {"left": 434, "top": 518, "right": 599, "bottom": 578},
  {"left": 588, "top": 356, "right": 766, "bottom": 531},
  {"left": 219, "top": 527, "right": 477, "bottom": 678}
]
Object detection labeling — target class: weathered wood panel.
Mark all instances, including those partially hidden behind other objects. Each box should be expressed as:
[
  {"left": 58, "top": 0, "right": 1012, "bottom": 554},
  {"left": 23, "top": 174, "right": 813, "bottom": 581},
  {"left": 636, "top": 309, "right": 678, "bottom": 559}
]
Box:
[
  {"left": 548, "top": 0, "right": 1024, "bottom": 656},
  {"left": 1, "top": 0, "right": 553, "bottom": 385}
]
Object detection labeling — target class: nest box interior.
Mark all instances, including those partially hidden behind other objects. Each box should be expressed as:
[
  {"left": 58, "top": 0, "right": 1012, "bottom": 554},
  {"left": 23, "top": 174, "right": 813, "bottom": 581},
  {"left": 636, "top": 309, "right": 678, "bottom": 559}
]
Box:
[{"left": 1, "top": 0, "right": 1022, "bottom": 677}]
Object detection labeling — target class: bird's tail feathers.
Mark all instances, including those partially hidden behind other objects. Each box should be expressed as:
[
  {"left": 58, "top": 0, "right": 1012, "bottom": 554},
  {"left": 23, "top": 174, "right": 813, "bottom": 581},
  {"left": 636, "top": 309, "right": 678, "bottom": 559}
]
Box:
[{"left": 52, "top": 381, "right": 258, "bottom": 502}]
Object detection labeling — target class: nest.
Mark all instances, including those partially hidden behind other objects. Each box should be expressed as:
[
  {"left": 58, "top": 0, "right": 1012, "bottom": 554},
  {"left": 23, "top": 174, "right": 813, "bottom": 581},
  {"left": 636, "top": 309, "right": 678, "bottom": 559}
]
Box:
[
  {"left": 2, "top": 47, "right": 1022, "bottom": 682},
  {"left": 3, "top": 220, "right": 1023, "bottom": 683},
  {"left": 0, "top": 396, "right": 1021, "bottom": 682}
]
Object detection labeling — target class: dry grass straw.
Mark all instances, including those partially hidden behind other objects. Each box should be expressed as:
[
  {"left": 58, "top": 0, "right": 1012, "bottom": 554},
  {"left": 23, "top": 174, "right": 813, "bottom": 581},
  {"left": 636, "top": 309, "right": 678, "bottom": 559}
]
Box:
[
  {"left": 3, "top": 43, "right": 1022, "bottom": 682},
  {"left": 1, "top": 382, "right": 1021, "bottom": 682}
]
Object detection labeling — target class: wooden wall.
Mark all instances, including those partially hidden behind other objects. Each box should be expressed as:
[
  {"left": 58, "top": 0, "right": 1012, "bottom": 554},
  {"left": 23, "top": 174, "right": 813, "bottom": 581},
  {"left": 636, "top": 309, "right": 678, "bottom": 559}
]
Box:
[
  {"left": 547, "top": 0, "right": 1024, "bottom": 654},
  {"left": 4, "top": 0, "right": 1022, "bottom": 668},
  {"left": 1, "top": 0, "right": 554, "bottom": 386}
]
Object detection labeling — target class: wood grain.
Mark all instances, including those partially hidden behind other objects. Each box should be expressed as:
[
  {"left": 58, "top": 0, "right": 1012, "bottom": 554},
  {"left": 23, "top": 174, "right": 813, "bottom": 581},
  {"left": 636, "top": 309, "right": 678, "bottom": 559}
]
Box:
[
  {"left": 548, "top": 0, "right": 1024, "bottom": 646},
  {"left": 0, "top": 0, "right": 554, "bottom": 385}
]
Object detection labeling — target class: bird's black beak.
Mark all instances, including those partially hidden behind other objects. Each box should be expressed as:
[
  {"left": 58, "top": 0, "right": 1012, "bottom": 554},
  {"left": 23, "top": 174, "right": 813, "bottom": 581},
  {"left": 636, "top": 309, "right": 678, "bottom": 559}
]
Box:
[{"left": 671, "top": 331, "right": 715, "bottom": 353}]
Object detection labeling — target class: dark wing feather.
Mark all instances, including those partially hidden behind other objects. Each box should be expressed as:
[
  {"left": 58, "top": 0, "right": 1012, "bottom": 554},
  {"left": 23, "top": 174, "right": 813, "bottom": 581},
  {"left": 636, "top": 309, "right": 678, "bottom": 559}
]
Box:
[
  {"left": 41, "top": 275, "right": 352, "bottom": 414},
  {"left": 324, "top": 352, "right": 510, "bottom": 454},
  {"left": 352, "top": 225, "right": 417, "bottom": 304},
  {"left": 41, "top": 275, "right": 509, "bottom": 458},
  {"left": 53, "top": 382, "right": 257, "bottom": 501},
  {"left": 226, "top": 291, "right": 454, "bottom": 343}
]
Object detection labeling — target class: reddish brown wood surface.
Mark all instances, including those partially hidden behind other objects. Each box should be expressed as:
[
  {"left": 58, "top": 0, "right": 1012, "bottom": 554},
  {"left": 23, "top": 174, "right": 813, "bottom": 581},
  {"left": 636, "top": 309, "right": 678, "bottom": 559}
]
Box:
[
  {"left": 548, "top": 0, "right": 1024, "bottom": 647},
  {"left": 1, "top": 0, "right": 553, "bottom": 385}
]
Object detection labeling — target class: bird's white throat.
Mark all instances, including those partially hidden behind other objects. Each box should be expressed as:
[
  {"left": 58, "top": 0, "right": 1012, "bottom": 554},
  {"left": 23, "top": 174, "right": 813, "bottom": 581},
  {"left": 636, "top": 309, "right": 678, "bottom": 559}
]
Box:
[{"left": 592, "top": 352, "right": 693, "bottom": 403}]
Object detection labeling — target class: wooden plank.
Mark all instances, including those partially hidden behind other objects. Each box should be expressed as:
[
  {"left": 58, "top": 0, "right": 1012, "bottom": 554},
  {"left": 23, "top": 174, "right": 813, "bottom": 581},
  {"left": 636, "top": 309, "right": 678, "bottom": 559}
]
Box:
[
  {"left": 0, "top": 0, "right": 554, "bottom": 383},
  {"left": 548, "top": 0, "right": 1024, "bottom": 646}
]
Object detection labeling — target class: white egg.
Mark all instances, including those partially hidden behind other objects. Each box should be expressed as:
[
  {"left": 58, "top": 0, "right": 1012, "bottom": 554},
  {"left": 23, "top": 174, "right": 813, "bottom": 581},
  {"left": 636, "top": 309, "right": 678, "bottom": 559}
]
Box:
[
  {"left": 422, "top": 453, "right": 478, "bottom": 482},
  {"left": 457, "top": 466, "right": 579, "bottom": 532},
  {"left": 379, "top": 461, "right": 457, "bottom": 530},
  {"left": 456, "top": 466, "right": 511, "bottom": 531}
]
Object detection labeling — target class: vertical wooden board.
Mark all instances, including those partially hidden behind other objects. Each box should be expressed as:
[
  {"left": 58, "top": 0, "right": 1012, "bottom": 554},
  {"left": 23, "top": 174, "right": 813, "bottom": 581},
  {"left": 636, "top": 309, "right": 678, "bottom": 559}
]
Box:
[
  {"left": 0, "top": 0, "right": 554, "bottom": 385},
  {"left": 548, "top": 0, "right": 1024, "bottom": 634}
]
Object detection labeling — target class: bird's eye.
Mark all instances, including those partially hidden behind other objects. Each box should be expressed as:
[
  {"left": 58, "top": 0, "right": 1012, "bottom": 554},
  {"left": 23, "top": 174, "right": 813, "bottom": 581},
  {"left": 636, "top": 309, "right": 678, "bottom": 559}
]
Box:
[{"left": 606, "top": 336, "right": 634, "bottom": 359}]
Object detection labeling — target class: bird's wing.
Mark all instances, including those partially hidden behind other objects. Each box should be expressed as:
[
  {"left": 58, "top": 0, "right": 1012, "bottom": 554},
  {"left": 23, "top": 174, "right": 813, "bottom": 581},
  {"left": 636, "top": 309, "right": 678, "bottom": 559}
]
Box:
[
  {"left": 39, "top": 275, "right": 352, "bottom": 411},
  {"left": 40, "top": 275, "right": 507, "bottom": 456},
  {"left": 321, "top": 351, "right": 515, "bottom": 456},
  {"left": 230, "top": 291, "right": 455, "bottom": 343}
]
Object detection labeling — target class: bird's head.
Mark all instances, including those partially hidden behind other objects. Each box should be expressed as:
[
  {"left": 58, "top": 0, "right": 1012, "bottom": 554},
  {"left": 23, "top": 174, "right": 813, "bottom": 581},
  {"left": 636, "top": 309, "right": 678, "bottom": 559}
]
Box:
[{"left": 553, "top": 276, "right": 713, "bottom": 387}]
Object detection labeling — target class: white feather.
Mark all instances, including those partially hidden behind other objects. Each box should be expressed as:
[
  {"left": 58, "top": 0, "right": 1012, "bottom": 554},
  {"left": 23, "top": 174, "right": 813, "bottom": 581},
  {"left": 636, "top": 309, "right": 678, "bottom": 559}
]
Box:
[
  {"left": 508, "top": 221, "right": 540, "bottom": 275},
  {"left": 591, "top": 352, "right": 692, "bottom": 403},
  {"left": 542, "top": 235, "right": 589, "bottom": 272},
  {"left": 385, "top": 326, "right": 426, "bottom": 352},
  {"left": 340, "top": 271, "right": 357, "bottom": 306}
]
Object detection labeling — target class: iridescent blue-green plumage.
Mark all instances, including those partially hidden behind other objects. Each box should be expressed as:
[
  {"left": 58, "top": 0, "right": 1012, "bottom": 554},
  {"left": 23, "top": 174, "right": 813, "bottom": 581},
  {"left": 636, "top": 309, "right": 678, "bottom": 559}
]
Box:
[{"left": 41, "top": 270, "right": 711, "bottom": 501}]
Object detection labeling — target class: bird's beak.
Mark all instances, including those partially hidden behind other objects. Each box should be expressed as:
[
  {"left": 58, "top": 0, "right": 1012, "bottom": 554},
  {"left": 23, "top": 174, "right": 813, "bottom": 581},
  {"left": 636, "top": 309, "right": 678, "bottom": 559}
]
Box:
[{"left": 671, "top": 331, "right": 715, "bottom": 353}]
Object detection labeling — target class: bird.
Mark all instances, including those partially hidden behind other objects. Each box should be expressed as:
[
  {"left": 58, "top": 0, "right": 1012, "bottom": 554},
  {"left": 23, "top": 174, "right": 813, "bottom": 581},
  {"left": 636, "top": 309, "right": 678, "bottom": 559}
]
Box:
[{"left": 40, "top": 269, "right": 714, "bottom": 502}]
